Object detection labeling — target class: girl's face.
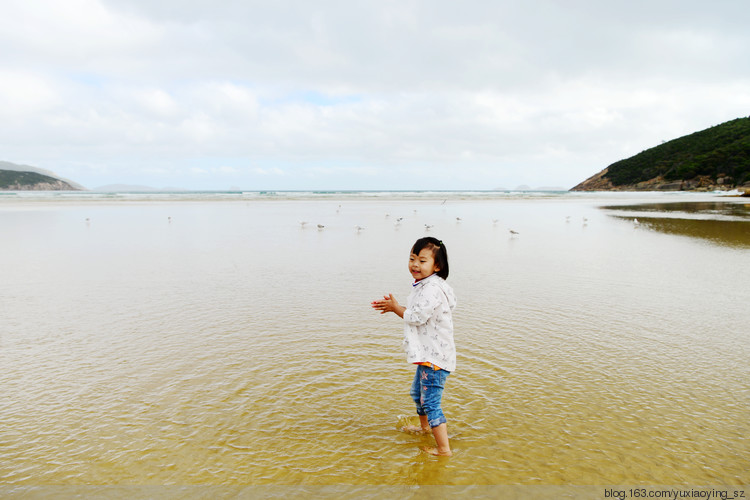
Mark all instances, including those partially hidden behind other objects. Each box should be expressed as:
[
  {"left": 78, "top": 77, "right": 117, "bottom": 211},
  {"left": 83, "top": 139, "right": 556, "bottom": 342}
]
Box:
[{"left": 409, "top": 248, "right": 440, "bottom": 281}]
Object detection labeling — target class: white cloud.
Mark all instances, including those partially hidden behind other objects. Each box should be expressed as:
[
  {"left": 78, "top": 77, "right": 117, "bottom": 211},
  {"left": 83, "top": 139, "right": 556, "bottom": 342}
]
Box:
[
  {"left": 132, "top": 88, "right": 180, "bottom": 118},
  {"left": 254, "top": 167, "right": 285, "bottom": 176},
  {"left": 0, "top": 71, "right": 60, "bottom": 116},
  {"left": 0, "top": 0, "right": 748, "bottom": 190},
  {"left": 212, "top": 166, "right": 239, "bottom": 175},
  {"left": 0, "top": 0, "right": 163, "bottom": 74}
]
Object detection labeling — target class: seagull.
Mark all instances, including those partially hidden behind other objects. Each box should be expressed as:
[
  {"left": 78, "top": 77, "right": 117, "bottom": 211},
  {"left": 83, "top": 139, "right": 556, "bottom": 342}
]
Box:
[
  {"left": 509, "top": 229, "right": 519, "bottom": 237},
  {"left": 317, "top": 224, "right": 325, "bottom": 230},
  {"left": 456, "top": 217, "right": 462, "bottom": 222},
  {"left": 425, "top": 224, "right": 434, "bottom": 231},
  {"left": 633, "top": 218, "right": 640, "bottom": 226},
  {"left": 355, "top": 225, "right": 365, "bottom": 232}
]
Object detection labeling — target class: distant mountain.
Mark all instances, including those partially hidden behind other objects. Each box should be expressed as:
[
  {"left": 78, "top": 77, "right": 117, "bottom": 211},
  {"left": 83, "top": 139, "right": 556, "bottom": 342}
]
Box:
[
  {"left": 571, "top": 117, "right": 750, "bottom": 191},
  {"left": 0, "top": 161, "right": 85, "bottom": 191}
]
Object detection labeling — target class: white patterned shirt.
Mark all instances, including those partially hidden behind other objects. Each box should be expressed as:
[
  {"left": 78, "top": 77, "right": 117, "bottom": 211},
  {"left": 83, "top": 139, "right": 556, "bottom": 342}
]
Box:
[{"left": 402, "top": 274, "right": 457, "bottom": 372}]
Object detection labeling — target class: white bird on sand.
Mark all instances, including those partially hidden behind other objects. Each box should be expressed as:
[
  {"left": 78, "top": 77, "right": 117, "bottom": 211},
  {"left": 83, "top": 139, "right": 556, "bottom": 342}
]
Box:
[
  {"left": 425, "top": 224, "right": 434, "bottom": 231},
  {"left": 634, "top": 218, "right": 640, "bottom": 226},
  {"left": 355, "top": 225, "right": 365, "bottom": 232},
  {"left": 317, "top": 224, "right": 325, "bottom": 230},
  {"left": 509, "top": 229, "right": 519, "bottom": 237},
  {"left": 456, "top": 217, "right": 462, "bottom": 222}
]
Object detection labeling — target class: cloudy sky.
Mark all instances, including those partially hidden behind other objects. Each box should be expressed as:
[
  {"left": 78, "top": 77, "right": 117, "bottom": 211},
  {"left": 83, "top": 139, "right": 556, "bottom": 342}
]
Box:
[{"left": 1, "top": 0, "right": 748, "bottom": 190}]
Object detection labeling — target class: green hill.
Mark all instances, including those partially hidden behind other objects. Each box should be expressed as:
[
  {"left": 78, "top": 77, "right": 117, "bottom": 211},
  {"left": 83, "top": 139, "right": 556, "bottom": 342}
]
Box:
[
  {"left": 572, "top": 116, "right": 750, "bottom": 191},
  {"left": 0, "top": 169, "right": 79, "bottom": 191}
]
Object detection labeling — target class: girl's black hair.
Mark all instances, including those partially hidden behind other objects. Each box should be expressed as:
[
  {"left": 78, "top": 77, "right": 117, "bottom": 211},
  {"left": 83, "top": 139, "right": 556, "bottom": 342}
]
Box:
[{"left": 411, "top": 236, "right": 449, "bottom": 280}]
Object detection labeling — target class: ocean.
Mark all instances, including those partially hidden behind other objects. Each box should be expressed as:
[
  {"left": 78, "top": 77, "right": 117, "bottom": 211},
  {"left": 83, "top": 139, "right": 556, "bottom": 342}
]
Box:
[{"left": 1, "top": 190, "right": 748, "bottom": 496}]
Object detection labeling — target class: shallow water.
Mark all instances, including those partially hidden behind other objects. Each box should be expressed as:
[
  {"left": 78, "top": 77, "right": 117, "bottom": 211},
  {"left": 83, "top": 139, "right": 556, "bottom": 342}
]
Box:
[
  {"left": 602, "top": 200, "right": 750, "bottom": 248},
  {"left": 1, "top": 192, "right": 748, "bottom": 490}
]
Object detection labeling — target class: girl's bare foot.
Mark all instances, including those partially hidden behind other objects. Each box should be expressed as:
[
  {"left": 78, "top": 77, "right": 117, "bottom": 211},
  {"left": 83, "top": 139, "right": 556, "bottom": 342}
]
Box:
[
  {"left": 402, "top": 425, "right": 431, "bottom": 434},
  {"left": 421, "top": 445, "right": 452, "bottom": 456}
]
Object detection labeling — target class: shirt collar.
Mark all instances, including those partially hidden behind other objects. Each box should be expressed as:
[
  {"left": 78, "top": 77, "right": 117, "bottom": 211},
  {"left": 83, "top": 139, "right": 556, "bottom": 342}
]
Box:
[{"left": 412, "top": 273, "right": 438, "bottom": 287}]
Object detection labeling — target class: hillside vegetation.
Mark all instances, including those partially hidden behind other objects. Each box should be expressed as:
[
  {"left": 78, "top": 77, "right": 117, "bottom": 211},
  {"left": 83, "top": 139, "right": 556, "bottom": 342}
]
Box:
[
  {"left": 0, "top": 169, "right": 78, "bottom": 190},
  {"left": 572, "top": 116, "right": 750, "bottom": 191}
]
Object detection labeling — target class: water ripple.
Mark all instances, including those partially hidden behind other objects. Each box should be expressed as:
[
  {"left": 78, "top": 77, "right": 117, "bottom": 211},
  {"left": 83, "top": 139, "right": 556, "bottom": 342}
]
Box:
[{"left": 1, "top": 196, "right": 748, "bottom": 485}]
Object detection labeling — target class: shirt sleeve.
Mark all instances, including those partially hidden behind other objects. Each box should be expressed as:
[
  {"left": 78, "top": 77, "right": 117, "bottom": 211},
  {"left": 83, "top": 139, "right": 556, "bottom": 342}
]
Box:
[{"left": 403, "top": 284, "right": 443, "bottom": 326}]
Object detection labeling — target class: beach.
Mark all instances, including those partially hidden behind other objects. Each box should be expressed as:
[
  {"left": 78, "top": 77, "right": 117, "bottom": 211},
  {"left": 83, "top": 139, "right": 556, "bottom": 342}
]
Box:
[{"left": 1, "top": 191, "right": 748, "bottom": 493}]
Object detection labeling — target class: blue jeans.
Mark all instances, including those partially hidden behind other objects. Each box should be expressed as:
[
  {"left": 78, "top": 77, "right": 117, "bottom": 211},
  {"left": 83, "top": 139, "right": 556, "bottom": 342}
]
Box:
[{"left": 410, "top": 365, "right": 450, "bottom": 428}]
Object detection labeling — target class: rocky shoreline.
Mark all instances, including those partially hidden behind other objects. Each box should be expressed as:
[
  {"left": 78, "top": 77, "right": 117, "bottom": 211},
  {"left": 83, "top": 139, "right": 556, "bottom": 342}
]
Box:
[{"left": 571, "top": 168, "right": 749, "bottom": 193}]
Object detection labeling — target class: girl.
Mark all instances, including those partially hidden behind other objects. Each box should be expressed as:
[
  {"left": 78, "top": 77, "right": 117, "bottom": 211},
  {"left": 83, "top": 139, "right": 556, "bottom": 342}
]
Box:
[{"left": 371, "top": 236, "right": 457, "bottom": 456}]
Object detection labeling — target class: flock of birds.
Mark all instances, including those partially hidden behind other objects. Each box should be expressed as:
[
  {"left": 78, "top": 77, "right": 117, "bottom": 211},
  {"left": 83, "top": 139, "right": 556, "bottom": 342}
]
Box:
[
  {"left": 83, "top": 203, "right": 642, "bottom": 235},
  {"left": 293, "top": 203, "right": 614, "bottom": 238}
]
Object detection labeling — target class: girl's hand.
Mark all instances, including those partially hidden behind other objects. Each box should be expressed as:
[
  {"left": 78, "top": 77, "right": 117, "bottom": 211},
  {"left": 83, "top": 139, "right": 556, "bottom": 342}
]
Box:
[
  {"left": 371, "top": 294, "right": 405, "bottom": 318},
  {"left": 371, "top": 294, "right": 395, "bottom": 313}
]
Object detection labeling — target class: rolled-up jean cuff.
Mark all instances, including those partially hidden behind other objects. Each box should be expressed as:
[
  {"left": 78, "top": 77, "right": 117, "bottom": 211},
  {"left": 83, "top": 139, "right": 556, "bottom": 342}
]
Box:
[{"left": 428, "top": 415, "right": 447, "bottom": 428}]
